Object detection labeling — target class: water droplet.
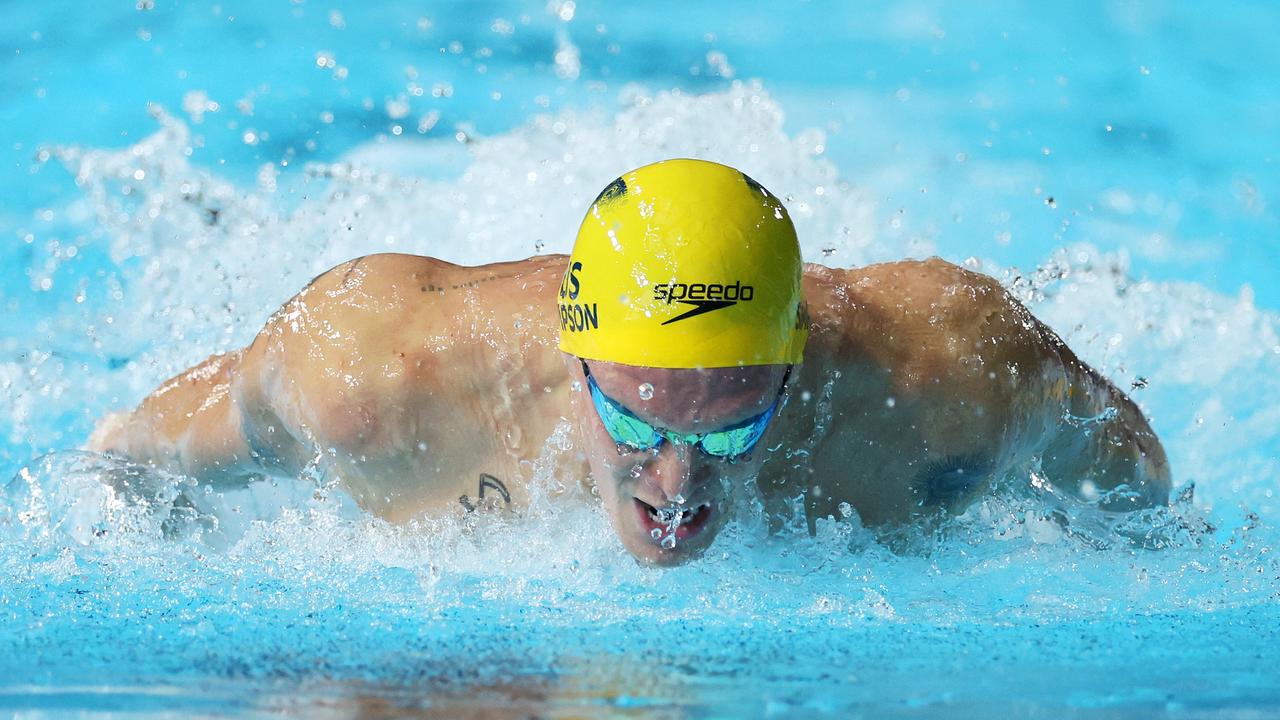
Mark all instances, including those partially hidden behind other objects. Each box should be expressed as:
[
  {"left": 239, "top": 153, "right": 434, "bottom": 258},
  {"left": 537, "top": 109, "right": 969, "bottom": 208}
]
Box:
[
  {"left": 821, "top": 246, "right": 836, "bottom": 257},
  {"left": 1080, "top": 479, "right": 1099, "bottom": 500},
  {"left": 638, "top": 383, "right": 654, "bottom": 401}
]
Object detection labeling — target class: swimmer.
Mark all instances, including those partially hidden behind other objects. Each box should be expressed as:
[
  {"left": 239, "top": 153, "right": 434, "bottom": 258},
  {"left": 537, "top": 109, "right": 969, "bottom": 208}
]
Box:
[{"left": 88, "top": 159, "right": 1169, "bottom": 565}]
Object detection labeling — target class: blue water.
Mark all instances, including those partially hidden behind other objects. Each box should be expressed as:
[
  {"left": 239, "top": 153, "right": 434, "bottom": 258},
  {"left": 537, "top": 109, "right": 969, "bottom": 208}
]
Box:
[{"left": 3, "top": 1, "right": 1280, "bottom": 717}]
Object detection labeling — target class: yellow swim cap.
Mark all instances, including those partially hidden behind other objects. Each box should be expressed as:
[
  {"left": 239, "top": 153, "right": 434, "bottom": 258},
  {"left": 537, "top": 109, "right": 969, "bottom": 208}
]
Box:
[{"left": 557, "top": 158, "right": 807, "bottom": 369}]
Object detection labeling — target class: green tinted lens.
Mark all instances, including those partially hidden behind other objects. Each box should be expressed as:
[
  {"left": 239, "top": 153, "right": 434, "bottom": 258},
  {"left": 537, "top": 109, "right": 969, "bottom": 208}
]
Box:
[
  {"left": 583, "top": 361, "right": 784, "bottom": 459},
  {"left": 587, "top": 375, "right": 662, "bottom": 450},
  {"left": 697, "top": 405, "right": 776, "bottom": 458}
]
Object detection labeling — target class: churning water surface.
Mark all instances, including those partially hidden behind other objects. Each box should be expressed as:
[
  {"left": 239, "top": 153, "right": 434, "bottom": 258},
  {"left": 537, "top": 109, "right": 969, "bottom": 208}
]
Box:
[{"left": 2, "top": 2, "right": 1279, "bottom": 717}]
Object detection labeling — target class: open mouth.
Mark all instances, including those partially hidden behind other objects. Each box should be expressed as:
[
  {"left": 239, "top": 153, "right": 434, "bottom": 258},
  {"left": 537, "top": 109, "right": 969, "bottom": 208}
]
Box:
[{"left": 633, "top": 498, "right": 713, "bottom": 543}]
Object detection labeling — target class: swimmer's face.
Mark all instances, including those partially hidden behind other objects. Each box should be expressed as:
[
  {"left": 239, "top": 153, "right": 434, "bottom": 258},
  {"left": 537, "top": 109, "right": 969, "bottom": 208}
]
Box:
[{"left": 566, "top": 357, "right": 789, "bottom": 566}]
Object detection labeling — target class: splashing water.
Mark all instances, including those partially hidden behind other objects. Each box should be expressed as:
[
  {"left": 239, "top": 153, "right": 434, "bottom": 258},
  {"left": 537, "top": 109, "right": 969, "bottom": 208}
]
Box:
[{"left": 2, "top": 80, "right": 1280, "bottom": 715}]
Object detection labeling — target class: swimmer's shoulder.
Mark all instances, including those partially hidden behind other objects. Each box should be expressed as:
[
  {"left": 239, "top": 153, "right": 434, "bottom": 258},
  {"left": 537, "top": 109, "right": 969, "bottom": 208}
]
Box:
[
  {"left": 301, "top": 253, "right": 568, "bottom": 301},
  {"left": 253, "top": 254, "right": 566, "bottom": 368},
  {"left": 804, "top": 256, "right": 1001, "bottom": 301},
  {"left": 801, "top": 257, "right": 1059, "bottom": 375},
  {"left": 802, "top": 256, "right": 1028, "bottom": 328}
]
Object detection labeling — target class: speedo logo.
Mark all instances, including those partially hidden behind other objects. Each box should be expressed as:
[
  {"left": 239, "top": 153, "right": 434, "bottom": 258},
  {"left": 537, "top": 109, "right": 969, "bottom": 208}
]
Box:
[{"left": 655, "top": 280, "right": 754, "bottom": 325}]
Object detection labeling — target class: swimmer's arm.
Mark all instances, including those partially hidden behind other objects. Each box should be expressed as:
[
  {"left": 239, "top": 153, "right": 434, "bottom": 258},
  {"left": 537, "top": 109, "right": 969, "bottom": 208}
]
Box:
[
  {"left": 87, "top": 350, "right": 268, "bottom": 487},
  {"left": 922, "top": 261, "right": 1171, "bottom": 508},
  {"left": 86, "top": 256, "right": 403, "bottom": 486},
  {"left": 1038, "top": 346, "right": 1171, "bottom": 508}
]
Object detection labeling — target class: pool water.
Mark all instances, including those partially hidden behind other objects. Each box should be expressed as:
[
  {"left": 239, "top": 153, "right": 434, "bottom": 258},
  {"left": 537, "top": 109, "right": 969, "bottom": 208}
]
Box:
[{"left": 3, "top": 1, "right": 1279, "bottom": 717}]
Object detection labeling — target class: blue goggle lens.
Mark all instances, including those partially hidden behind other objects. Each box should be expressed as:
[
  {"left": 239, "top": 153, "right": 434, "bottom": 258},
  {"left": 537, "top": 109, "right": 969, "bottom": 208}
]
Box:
[
  {"left": 583, "top": 367, "right": 782, "bottom": 459},
  {"left": 586, "top": 377, "right": 665, "bottom": 450}
]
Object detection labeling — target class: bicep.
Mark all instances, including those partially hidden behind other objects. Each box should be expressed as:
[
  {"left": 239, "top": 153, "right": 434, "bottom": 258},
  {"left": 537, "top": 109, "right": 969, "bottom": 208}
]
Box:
[
  {"left": 941, "top": 272, "right": 1169, "bottom": 507},
  {"left": 169, "top": 353, "right": 261, "bottom": 483},
  {"left": 90, "top": 351, "right": 263, "bottom": 486},
  {"left": 1039, "top": 346, "right": 1171, "bottom": 508}
]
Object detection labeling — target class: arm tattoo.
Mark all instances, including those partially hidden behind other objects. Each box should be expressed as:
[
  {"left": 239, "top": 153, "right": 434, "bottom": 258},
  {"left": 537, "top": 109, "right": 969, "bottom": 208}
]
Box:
[
  {"left": 458, "top": 472, "right": 512, "bottom": 513},
  {"left": 478, "top": 473, "right": 511, "bottom": 504}
]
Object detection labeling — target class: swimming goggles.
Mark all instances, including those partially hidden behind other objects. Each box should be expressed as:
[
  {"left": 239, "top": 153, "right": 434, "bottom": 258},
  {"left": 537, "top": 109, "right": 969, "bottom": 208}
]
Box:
[{"left": 580, "top": 359, "right": 791, "bottom": 460}]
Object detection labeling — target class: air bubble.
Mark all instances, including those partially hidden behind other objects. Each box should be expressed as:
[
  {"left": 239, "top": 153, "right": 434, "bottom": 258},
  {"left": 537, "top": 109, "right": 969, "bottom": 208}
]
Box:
[{"left": 638, "top": 383, "right": 654, "bottom": 401}]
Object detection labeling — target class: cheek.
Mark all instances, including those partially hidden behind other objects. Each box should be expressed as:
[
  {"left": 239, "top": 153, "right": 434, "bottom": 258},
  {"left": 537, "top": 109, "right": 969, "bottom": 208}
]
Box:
[
  {"left": 571, "top": 387, "right": 618, "bottom": 455},
  {"left": 591, "top": 452, "right": 639, "bottom": 507},
  {"left": 572, "top": 415, "right": 630, "bottom": 504},
  {"left": 704, "top": 456, "right": 764, "bottom": 494}
]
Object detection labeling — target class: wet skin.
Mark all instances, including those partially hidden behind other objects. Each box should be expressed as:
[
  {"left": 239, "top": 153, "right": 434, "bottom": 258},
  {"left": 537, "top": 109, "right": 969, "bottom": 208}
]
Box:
[
  {"left": 570, "top": 359, "right": 790, "bottom": 564},
  {"left": 89, "top": 253, "right": 1170, "bottom": 565}
]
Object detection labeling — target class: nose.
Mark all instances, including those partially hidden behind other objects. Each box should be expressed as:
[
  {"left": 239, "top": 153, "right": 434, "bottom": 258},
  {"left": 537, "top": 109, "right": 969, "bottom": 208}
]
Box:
[{"left": 643, "top": 442, "right": 703, "bottom": 503}]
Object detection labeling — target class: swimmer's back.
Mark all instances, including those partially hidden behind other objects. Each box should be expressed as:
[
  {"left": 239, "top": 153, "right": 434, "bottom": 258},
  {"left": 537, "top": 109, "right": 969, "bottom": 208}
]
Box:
[{"left": 235, "top": 253, "right": 574, "bottom": 518}]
